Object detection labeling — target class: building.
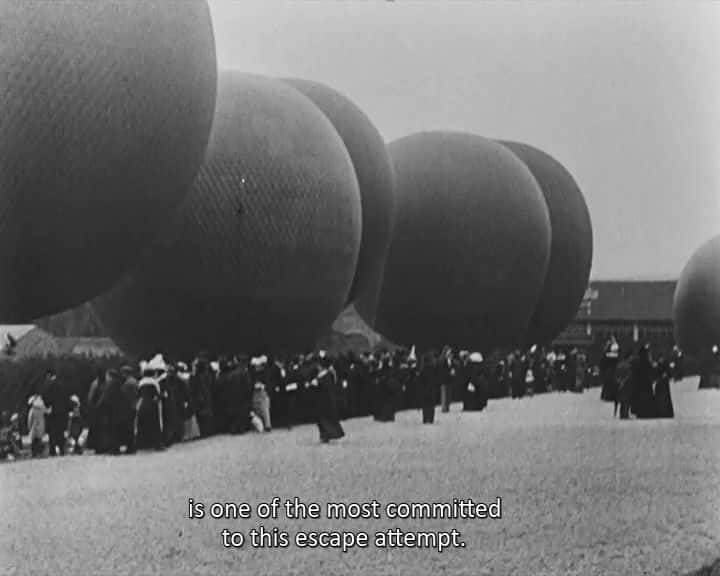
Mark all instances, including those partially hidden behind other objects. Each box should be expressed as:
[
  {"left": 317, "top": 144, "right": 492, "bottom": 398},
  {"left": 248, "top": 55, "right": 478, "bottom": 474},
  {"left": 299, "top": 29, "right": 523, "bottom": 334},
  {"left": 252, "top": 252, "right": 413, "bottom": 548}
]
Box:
[
  {"left": 0, "top": 325, "right": 122, "bottom": 361},
  {"left": 0, "top": 325, "right": 61, "bottom": 360},
  {"left": 55, "top": 337, "right": 123, "bottom": 358},
  {"left": 554, "top": 280, "right": 677, "bottom": 364}
]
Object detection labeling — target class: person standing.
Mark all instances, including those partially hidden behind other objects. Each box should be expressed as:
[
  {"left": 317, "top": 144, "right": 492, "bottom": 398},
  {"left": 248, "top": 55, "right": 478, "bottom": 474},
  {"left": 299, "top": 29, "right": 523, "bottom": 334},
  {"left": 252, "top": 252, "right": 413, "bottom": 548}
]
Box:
[
  {"left": 314, "top": 354, "right": 345, "bottom": 443},
  {"left": 463, "top": 353, "right": 488, "bottom": 411},
  {"left": 419, "top": 352, "right": 438, "bottom": 424},
  {"left": 440, "top": 348, "right": 454, "bottom": 412},
  {"left": 119, "top": 366, "right": 139, "bottom": 453},
  {"left": 631, "top": 344, "right": 657, "bottom": 419},
  {"left": 67, "top": 395, "right": 83, "bottom": 455},
  {"left": 615, "top": 351, "right": 633, "bottom": 419},
  {"left": 101, "top": 369, "right": 127, "bottom": 455},
  {"left": 86, "top": 369, "right": 109, "bottom": 454},
  {"left": 250, "top": 356, "right": 272, "bottom": 432},
  {"left": 136, "top": 367, "right": 164, "bottom": 451},
  {"left": 27, "top": 393, "right": 49, "bottom": 457},
  {"left": 160, "top": 365, "right": 184, "bottom": 445},
  {"left": 283, "top": 358, "right": 302, "bottom": 430},
  {"left": 191, "top": 353, "right": 215, "bottom": 437},
  {"left": 654, "top": 356, "right": 675, "bottom": 418},
  {"left": 670, "top": 346, "right": 684, "bottom": 382},
  {"left": 600, "top": 335, "right": 620, "bottom": 401},
  {"left": 44, "top": 371, "right": 68, "bottom": 457}
]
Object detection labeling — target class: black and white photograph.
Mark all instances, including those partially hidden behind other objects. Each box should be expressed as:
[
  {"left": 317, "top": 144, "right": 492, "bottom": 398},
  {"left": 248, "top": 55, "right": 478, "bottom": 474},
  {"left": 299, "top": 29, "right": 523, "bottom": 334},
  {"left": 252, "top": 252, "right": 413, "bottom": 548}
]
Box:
[{"left": 1, "top": 1, "right": 719, "bottom": 574}]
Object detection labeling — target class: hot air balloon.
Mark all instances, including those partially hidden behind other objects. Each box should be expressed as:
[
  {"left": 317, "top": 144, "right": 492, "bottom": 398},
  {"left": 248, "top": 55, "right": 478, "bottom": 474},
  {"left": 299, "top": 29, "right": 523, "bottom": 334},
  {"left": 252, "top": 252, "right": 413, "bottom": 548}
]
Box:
[
  {"left": 92, "top": 73, "right": 362, "bottom": 357},
  {"left": 283, "top": 78, "right": 396, "bottom": 327},
  {"left": 376, "top": 132, "right": 551, "bottom": 350},
  {"left": 0, "top": 0, "right": 217, "bottom": 321},
  {"left": 673, "top": 235, "right": 720, "bottom": 356},
  {"left": 499, "top": 141, "right": 593, "bottom": 345}
]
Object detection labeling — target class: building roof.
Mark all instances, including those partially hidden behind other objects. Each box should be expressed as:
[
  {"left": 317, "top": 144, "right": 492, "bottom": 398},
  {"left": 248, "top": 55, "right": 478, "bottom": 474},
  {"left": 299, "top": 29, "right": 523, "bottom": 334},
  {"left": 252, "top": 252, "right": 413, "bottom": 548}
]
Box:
[
  {"left": 575, "top": 280, "right": 676, "bottom": 322},
  {"left": 55, "top": 337, "right": 122, "bottom": 357},
  {"left": 0, "top": 325, "right": 36, "bottom": 346}
]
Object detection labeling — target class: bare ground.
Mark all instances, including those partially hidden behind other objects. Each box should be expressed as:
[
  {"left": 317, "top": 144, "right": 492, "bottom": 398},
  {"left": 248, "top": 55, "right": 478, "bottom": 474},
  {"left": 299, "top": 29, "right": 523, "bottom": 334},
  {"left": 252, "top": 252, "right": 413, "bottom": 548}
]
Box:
[{"left": 1, "top": 378, "right": 719, "bottom": 576}]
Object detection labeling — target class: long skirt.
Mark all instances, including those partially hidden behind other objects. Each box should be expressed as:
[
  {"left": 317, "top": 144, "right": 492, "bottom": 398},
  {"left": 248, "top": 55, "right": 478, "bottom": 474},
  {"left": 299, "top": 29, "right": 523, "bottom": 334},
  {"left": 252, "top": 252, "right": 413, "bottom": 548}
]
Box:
[
  {"left": 422, "top": 404, "right": 435, "bottom": 424},
  {"left": 136, "top": 400, "right": 163, "bottom": 450},
  {"left": 253, "top": 391, "right": 271, "bottom": 431},
  {"left": 318, "top": 417, "right": 344, "bottom": 442},
  {"left": 183, "top": 416, "right": 201, "bottom": 441},
  {"left": 440, "top": 384, "right": 450, "bottom": 412},
  {"left": 654, "top": 379, "right": 674, "bottom": 418}
]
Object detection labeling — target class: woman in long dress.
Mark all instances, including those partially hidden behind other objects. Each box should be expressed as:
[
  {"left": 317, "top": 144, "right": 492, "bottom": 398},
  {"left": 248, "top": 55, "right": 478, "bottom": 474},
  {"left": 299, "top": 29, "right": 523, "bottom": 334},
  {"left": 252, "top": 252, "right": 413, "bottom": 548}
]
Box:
[
  {"left": 463, "top": 353, "right": 488, "bottom": 411},
  {"left": 27, "top": 394, "right": 49, "bottom": 457},
  {"left": 314, "top": 354, "right": 345, "bottom": 443},
  {"left": 419, "top": 353, "right": 438, "bottom": 424},
  {"left": 250, "top": 356, "right": 272, "bottom": 432},
  {"left": 136, "top": 374, "right": 164, "bottom": 450},
  {"left": 654, "top": 357, "right": 675, "bottom": 418}
]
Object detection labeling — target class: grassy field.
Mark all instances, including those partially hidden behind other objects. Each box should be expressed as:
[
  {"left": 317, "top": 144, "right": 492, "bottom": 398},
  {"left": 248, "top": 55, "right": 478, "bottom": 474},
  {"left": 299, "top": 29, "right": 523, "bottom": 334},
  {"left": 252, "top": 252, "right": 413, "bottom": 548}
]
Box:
[{"left": 1, "top": 378, "right": 719, "bottom": 576}]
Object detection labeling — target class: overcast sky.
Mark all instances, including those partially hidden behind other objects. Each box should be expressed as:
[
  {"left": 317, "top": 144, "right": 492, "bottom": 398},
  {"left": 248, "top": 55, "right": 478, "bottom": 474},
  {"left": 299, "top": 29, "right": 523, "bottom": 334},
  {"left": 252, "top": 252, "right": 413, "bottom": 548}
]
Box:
[{"left": 209, "top": 0, "right": 720, "bottom": 281}]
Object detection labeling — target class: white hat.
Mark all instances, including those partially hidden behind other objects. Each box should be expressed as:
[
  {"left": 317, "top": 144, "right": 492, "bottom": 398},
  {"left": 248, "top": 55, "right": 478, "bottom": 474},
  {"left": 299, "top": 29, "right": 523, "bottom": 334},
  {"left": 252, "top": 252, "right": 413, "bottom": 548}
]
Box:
[
  {"left": 408, "top": 345, "right": 417, "bottom": 362},
  {"left": 469, "top": 352, "right": 483, "bottom": 363},
  {"left": 146, "top": 354, "right": 168, "bottom": 372},
  {"left": 250, "top": 356, "right": 267, "bottom": 367}
]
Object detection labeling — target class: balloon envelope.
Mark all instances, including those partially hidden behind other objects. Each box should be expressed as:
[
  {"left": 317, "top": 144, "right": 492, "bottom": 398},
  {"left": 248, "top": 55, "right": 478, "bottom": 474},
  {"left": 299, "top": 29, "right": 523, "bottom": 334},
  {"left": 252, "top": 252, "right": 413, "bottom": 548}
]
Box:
[
  {"left": 499, "top": 141, "right": 593, "bottom": 345},
  {"left": 283, "top": 78, "right": 396, "bottom": 327},
  {"left": 673, "top": 235, "right": 720, "bottom": 356},
  {"left": 0, "top": 0, "right": 217, "bottom": 321},
  {"left": 376, "top": 132, "right": 551, "bottom": 350},
  {"left": 92, "top": 73, "right": 362, "bottom": 358}
]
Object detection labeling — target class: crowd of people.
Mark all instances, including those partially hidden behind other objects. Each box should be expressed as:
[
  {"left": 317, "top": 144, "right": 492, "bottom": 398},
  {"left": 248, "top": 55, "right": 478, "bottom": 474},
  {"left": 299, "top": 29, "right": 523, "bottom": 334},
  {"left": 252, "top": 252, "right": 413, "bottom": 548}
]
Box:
[
  {"left": 0, "top": 338, "right": 696, "bottom": 461},
  {"left": 599, "top": 336, "right": 683, "bottom": 419}
]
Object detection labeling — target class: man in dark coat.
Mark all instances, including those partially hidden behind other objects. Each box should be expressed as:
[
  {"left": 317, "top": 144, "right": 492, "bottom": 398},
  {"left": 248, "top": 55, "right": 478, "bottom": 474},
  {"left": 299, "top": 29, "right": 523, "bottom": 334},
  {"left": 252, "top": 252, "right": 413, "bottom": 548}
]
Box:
[
  {"left": 119, "top": 366, "right": 138, "bottom": 453},
  {"left": 314, "top": 354, "right": 345, "bottom": 443},
  {"left": 191, "top": 354, "right": 215, "bottom": 437},
  {"left": 161, "top": 365, "right": 184, "bottom": 444},
  {"left": 439, "top": 348, "right": 455, "bottom": 412},
  {"left": 419, "top": 352, "right": 438, "bottom": 424},
  {"left": 224, "top": 358, "right": 251, "bottom": 434},
  {"left": 282, "top": 358, "right": 303, "bottom": 430},
  {"left": 615, "top": 351, "right": 633, "bottom": 419},
  {"left": 101, "top": 369, "right": 129, "bottom": 455},
  {"left": 631, "top": 344, "right": 657, "bottom": 419},
  {"left": 373, "top": 353, "right": 396, "bottom": 422},
  {"left": 213, "top": 358, "right": 234, "bottom": 434}
]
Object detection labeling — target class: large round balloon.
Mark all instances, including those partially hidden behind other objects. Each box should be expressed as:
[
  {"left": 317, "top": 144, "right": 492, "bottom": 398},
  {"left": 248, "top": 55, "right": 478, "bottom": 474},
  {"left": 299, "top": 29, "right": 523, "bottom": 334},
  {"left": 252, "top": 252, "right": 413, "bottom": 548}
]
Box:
[
  {"left": 92, "top": 73, "right": 362, "bottom": 358},
  {"left": 376, "top": 132, "right": 552, "bottom": 350},
  {"left": 282, "top": 78, "right": 396, "bottom": 327},
  {"left": 673, "top": 235, "right": 720, "bottom": 356},
  {"left": 499, "top": 141, "right": 593, "bottom": 345},
  {"left": 0, "top": 0, "right": 217, "bottom": 322}
]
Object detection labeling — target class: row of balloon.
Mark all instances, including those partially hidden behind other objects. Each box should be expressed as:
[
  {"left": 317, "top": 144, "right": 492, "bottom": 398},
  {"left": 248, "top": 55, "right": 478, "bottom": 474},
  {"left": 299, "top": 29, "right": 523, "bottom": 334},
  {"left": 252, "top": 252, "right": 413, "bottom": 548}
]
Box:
[{"left": 2, "top": 1, "right": 594, "bottom": 357}]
